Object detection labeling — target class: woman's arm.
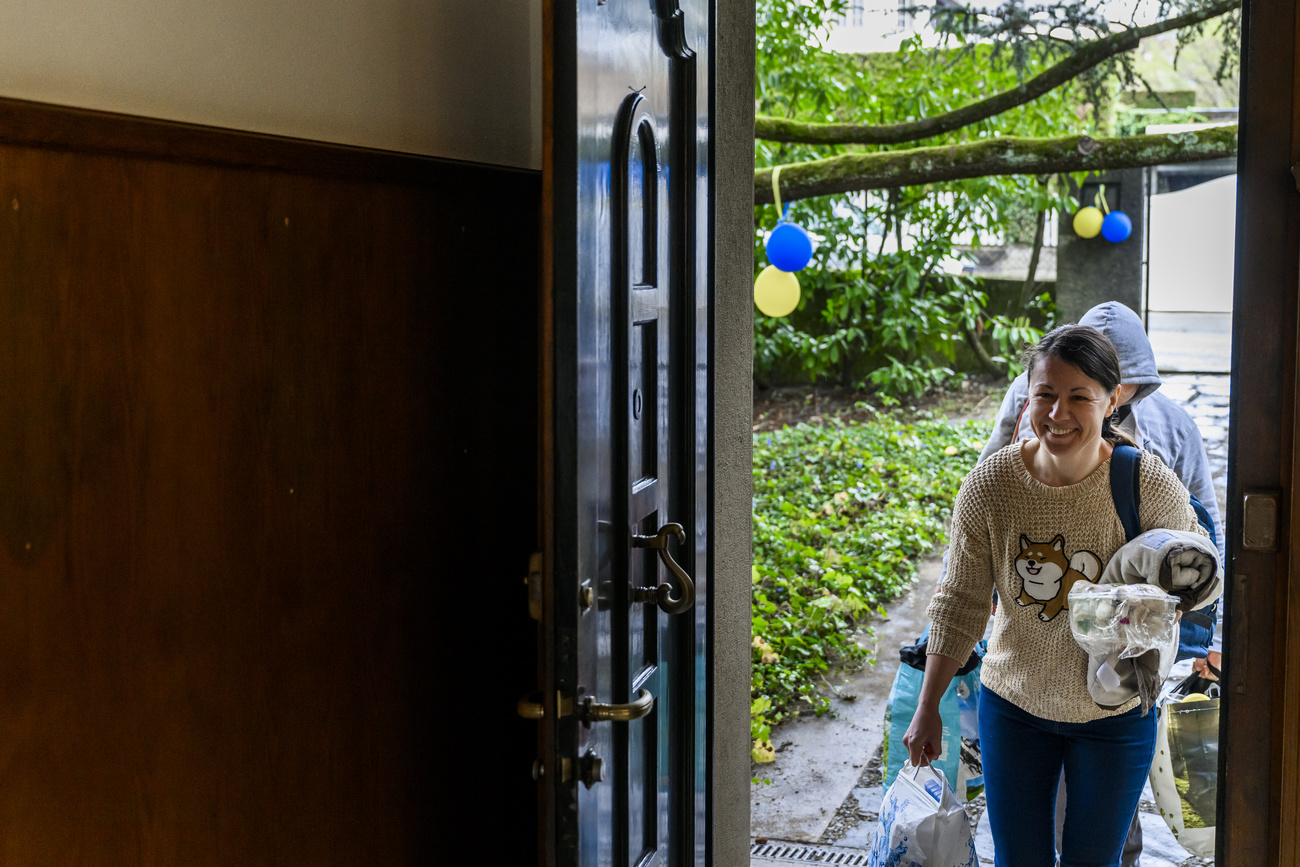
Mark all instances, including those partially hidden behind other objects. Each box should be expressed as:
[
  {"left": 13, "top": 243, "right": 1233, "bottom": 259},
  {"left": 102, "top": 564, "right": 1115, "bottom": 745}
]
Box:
[{"left": 903, "top": 653, "right": 963, "bottom": 765}]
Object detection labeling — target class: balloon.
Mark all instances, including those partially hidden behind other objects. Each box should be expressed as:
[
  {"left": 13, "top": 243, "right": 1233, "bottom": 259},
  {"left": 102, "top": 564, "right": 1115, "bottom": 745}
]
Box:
[
  {"left": 766, "top": 222, "right": 813, "bottom": 272},
  {"left": 1101, "top": 211, "right": 1132, "bottom": 243},
  {"left": 1072, "top": 206, "right": 1103, "bottom": 239},
  {"left": 754, "top": 265, "right": 800, "bottom": 317}
]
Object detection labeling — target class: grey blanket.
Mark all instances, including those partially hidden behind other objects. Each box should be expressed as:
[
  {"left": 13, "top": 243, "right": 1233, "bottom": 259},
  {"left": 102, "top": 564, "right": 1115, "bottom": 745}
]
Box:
[{"left": 1084, "top": 529, "right": 1222, "bottom": 715}]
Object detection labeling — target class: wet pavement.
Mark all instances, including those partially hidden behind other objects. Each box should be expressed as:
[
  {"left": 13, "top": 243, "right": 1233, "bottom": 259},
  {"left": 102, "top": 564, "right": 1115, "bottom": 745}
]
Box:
[{"left": 751, "top": 365, "right": 1232, "bottom": 867}]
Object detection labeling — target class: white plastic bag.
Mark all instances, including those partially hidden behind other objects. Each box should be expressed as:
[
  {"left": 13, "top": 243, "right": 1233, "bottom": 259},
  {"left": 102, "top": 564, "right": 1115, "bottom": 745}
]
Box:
[{"left": 868, "top": 758, "right": 977, "bottom": 867}]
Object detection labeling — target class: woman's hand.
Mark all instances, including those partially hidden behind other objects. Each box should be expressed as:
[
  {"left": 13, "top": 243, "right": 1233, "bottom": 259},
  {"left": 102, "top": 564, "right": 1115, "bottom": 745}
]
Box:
[
  {"left": 903, "top": 704, "right": 944, "bottom": 767},
  {"left": 1192, "top": 650, "right": 1222, "bottom": 681}
]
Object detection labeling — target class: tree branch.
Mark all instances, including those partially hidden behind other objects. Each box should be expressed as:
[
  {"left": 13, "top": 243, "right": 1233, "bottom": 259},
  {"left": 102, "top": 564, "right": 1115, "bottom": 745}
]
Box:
[
  {"left": 754, "top": 125, "right": 1237, "bottom": 204},
  {"left": 754, "top": 0, "right": 1239, "bottom": 146}
]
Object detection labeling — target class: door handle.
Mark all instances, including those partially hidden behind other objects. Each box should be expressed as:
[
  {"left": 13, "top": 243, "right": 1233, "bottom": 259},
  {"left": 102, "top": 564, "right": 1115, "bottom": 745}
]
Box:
[
  {"left": 631, "top": 522, "right": 696, "bottom": 615},
  {"left": 581, "top": 688, "right": 654, "bottom": 723}
]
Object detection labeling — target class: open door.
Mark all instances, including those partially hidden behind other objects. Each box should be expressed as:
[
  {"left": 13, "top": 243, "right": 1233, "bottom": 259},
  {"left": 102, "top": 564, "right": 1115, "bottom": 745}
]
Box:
[{"left": 533, "top": 0, "right": 713, "bottom": 865}]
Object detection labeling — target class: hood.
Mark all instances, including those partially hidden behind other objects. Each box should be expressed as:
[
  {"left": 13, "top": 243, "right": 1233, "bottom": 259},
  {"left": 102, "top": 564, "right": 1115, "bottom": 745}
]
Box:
[{"left": 1078, "top": 302, "right": 1161, "bottom": 404}]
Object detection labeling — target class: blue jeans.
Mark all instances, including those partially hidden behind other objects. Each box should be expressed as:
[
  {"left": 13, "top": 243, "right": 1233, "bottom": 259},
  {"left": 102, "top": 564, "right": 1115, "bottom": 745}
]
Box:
[{"left": 978, "top": 687, "right": 1156, "bottom": 867}]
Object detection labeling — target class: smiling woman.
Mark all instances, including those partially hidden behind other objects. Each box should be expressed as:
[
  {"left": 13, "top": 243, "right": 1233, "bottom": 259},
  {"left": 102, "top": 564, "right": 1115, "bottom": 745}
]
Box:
[{"left": 904, "top": 323, "right": 1209, "bottom": 866}]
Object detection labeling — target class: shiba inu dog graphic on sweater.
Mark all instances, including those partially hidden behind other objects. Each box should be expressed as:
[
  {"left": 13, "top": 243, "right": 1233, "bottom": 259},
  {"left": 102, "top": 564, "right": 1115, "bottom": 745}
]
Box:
[{"left": 1014, "top": 535, "right": 1101, "bottom": 622}]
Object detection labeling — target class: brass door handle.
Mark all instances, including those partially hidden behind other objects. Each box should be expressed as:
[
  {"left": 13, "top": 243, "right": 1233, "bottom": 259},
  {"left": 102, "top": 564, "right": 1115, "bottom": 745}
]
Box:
[
  {"left": 631, "top": 522, "right": 696, "bottom": 615},
  {"left": 581, "top": 688, "right": 654, "bottom": 723}
]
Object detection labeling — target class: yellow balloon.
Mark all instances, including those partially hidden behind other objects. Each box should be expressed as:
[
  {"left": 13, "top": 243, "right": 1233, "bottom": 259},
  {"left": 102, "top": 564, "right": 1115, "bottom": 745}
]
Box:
[
  {"left": 1073, "top": 206, "right": 1104, "bottom": 239},
  {"left": 754, "top": 265, "right": 800, "bottom": 317}
]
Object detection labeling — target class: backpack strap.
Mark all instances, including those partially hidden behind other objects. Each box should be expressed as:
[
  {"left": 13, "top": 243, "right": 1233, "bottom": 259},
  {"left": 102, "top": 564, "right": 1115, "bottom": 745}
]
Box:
[
  {"left": 1109, "top": 444, "right": 1142, "bottom": 542},
  {"left": 1011, "top": 398, "right": 1030, "bottom": 444}
]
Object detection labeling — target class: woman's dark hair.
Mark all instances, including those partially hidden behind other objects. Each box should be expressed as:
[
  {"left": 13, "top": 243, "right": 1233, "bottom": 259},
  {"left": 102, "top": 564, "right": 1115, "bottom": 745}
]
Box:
[{"left": 1021, "top": 324, "right": 1135, "bottom": 447}]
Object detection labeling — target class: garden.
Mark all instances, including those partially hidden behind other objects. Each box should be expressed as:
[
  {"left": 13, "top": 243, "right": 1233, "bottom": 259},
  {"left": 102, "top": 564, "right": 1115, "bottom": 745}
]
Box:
[{"left": 748, "top": 386, "right": 996, "bottom": 761}]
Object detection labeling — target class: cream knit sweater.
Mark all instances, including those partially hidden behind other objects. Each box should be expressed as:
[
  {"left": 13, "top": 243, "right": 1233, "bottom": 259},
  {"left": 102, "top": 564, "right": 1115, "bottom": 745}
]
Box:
[{"left": 927, "top": 441, "right": 1204, "bottom": 723}]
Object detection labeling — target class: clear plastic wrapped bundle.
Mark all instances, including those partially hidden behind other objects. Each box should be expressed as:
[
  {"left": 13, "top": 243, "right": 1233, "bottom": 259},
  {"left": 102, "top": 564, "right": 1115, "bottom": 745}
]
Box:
[{"left": 1068, "top": 582, "right": 1179, "bottom": 660}]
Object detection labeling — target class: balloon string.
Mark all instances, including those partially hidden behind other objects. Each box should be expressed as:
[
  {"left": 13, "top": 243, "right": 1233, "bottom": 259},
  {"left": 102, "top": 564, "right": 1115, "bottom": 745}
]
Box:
[
  {"left": 1096, "top": 184, "right": 1110, "bottom": 214},
  {"left": 772, "top": 166, "right": 783, "bottom": 222}
]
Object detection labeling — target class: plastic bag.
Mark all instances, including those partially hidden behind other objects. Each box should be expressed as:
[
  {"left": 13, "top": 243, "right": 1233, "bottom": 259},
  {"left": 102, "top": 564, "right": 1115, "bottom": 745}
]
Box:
[
  {"left": 1068, "top": 582, "right": 1179, "bottom": 659},
  {"left": 953, "top": 670, "right": 983, "bottom": 801},
  {"left": 883, "top": 663, "right": 960, "bottom": 799},
  {"left": 868, "top": 759, "right": 978, "bottom": 867},
  {"left": 1149, "top": 673, "right": 1219, "bottom": 858}
]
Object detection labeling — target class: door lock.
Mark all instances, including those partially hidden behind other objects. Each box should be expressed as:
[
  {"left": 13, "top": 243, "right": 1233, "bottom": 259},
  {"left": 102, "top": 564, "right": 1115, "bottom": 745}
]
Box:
[
  {"left": 517, "top": 691, "right": 574, "bottom": 720},
  {"left": 631, "top": 523, "right": 696, "bottom": 615},
  {"left": 579, "top": 750, "right": 605, "bottom": 788}
]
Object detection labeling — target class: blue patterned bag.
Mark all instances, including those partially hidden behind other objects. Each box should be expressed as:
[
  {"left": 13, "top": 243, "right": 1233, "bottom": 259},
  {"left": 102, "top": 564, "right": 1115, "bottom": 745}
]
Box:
[{"left": 869, "top": 759, "right": 978, "bottom": 867}]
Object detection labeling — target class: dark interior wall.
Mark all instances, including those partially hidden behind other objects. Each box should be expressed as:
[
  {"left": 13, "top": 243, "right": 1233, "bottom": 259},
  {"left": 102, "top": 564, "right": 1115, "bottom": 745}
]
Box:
[{"left": 0, "top": 97, "right": 538, "bottom": 864}]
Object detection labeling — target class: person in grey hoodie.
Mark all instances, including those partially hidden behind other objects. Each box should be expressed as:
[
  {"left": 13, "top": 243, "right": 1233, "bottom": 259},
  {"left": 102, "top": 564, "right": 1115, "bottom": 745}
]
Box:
[{"left": 976, "top": 301, "right": 1223, "bottom": 867}]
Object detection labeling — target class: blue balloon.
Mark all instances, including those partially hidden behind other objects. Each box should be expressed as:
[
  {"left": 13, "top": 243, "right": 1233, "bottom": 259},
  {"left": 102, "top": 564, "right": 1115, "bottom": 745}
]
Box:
[
  {"left": 766, "top": 222, "right": 814, "bottom": 272},
  {"left": 1101, "top": 211, "right": 1132, "bottom": 243}
]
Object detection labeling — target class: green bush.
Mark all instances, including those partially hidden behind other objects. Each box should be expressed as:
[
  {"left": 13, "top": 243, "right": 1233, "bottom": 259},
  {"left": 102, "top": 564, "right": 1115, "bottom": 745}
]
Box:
[{"left": 750, "top": 409, "right": 986, "bottom": 760}]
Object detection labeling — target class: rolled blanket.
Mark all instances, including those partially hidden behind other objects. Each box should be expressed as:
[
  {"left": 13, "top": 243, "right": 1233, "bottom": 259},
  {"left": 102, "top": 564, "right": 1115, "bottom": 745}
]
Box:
[{"left": 1072, "top": 529, "right": 1222, "bottom": 715}]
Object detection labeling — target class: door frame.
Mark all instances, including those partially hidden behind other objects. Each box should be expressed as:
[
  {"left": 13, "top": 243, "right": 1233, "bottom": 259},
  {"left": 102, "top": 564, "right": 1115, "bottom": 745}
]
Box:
[
  {"left": 1224, "top": 0, "right": 1300, "bottom": 863},
  {"left": 709, "top": 0, "right": 757, "bottom": 863}
]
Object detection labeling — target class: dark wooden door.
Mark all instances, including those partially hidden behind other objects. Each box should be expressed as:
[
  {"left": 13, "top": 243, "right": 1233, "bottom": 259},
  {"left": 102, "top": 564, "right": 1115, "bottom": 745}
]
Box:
[{"left": 540, "top": 0, "right": 712, "bottom": 864}]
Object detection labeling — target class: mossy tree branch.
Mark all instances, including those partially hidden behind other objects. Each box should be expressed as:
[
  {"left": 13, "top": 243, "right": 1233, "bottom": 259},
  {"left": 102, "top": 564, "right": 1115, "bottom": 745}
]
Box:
[
  {"left": 754, "top": 0, "right": 1239, "bottom": 146},
  {"left": 754, "top": 125, "right": 1237, "bottom": 204}
]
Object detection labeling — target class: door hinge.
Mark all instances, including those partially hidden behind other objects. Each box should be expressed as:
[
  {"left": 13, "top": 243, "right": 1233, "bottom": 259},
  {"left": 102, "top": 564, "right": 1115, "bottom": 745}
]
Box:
[{"left": 524, "top": 551, "right": 543, "bottom": 619}]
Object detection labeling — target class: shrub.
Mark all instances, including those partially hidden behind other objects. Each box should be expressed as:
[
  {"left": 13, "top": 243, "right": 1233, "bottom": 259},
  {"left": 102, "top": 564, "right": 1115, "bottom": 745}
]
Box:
[{"left": 750, "top": 409, "right": 986, "bottom": 760}]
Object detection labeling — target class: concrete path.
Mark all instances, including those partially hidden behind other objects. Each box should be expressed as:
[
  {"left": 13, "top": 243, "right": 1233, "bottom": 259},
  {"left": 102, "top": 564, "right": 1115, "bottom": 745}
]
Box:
[
  {"left": 751, "top": 369, "right": 1230, "bottom": 867},
  {"left": 749, "top": 554, "right": 942, "bottom": 842}
]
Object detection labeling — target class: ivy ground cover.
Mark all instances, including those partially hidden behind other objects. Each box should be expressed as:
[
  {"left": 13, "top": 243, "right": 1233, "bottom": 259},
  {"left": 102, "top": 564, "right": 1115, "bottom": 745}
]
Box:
[{"left": 750, "top": 408, "right": 986, "bottom": 762}]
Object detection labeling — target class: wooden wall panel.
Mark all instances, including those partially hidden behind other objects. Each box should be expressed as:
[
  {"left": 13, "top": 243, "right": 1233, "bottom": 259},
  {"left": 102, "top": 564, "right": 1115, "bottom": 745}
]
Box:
[{"left": 0, "top": 111, "right": 540, "bottom": 864}]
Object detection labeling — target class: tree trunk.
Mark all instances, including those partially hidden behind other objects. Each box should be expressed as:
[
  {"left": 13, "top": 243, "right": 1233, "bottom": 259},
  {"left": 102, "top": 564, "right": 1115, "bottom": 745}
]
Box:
[
  {"left": 1018, "top": 209, "right": 1047, "bottom": 311},
  {"left": 963, "top": 324, "right": 1005, "bottom": 377}
]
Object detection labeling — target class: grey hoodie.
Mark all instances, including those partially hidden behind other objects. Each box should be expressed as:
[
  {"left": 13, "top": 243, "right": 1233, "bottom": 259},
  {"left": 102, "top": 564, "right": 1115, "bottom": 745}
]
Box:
[{"left": 974, "top": 302, "right": 1226, "bottom": 646}]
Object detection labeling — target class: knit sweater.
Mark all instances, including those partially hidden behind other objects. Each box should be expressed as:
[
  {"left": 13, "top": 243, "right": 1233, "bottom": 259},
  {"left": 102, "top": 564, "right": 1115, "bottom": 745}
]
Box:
[{"left": 927, "top": 441, "right": 1205, "bottom": 723}]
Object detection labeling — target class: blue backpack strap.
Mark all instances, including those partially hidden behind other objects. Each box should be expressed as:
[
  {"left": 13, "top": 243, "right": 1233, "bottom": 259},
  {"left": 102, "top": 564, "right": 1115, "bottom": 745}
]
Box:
[
  {"left": 1188, "top": 493, "right": 1218, "bottom": 548},
  {"left": 1108, "top": 444, "right": 1142, "bottom": 542},
  {"left": 1110, "top": 444, "right": 1218, "bottom": 659}
]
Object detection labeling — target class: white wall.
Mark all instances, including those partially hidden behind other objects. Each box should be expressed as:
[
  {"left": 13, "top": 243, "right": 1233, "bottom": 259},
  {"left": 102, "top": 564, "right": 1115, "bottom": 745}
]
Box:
[
  {"left": 1148, "top": 174, "right": 1236, "bottom": 312},
  {"left": 0, "top": 0, "right": 542, "bottom": 170}
]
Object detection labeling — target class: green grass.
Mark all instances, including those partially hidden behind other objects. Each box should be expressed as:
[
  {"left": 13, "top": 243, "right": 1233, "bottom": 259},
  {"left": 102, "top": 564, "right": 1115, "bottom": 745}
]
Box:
[{"left": 750, "top": 407, "right": 987, "bottom": 760}]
